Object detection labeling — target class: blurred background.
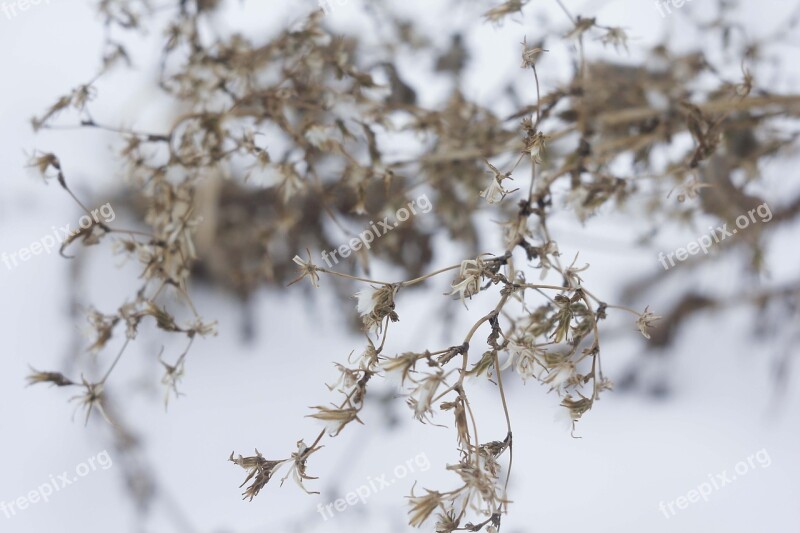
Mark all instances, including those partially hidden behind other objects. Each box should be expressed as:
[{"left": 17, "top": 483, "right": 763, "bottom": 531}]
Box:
[{"left": 1, "top": 0, "right": 799, "bottom": 532}]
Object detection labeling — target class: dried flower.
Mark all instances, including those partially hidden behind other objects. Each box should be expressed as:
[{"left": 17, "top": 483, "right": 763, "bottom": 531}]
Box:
[
  {"left": 159, "top": 352, "right": 185, "bottom": 409},
  {"left": 289, "top": 251, "right": 321, "bottom": 288},
  {"left": 560, "top": 394, "right": 593, "bottom": 424},
  {"left": 502, "top": 340, "right": 543, "bottom": 382},
  {"left": 435, "top": 509, "right": 461, "bottom": 533},
  {"left": 636, "top": 306, "right": 662, "bottom": 339},
  {"left": 27, "top": 151, "right": 61, "bottom": 179},
  {"left": 564, "top": 254, "right": 589, "bottom": 289},
  {"left": 408, "top": 371, "right": 446, "bottom": 422},
  {"left": 26, "top": 368, "right": 74, "bottom": 387},
  {"left": 565, "top": 16, "right": 596, "bottom": 40},
  {"left": 69, "top": 377, "right": 110, "bottom": 426},
  {"left": 280, "top": 440, "right": 320, "bottom": 494},
  {"left": 408, "top": 489, "right": 444, "bottom": 527},
  {"left": 523, "top": 130, "right": 549, "bottom": 163},
  {"left": 520, "top": 37, "right": 546, "bottom": 69},
  {"left": 483, "top": 0, "right": 527, "bottom": 24},
  {"left": 306, "top": 405, "right": 364, "bottom": 436},
  {"left": 441, "top": 396, "right": 469, "bottom": 449},
  {"left": 480, "top": 160, "right": 515, "bottom": 204},
  {"left": 542, "top": 358, "right": 576, "bottom": 391},
  {"left": 381, "top": 352, "right": 421, "bottom": 385},
  {"left": 355, "top": 284, "right": 399, "bottom": 331},
  {"left": 326, "top": 363, "right": 361, "bottom": 392},
  {"left": 229, "top": 449, "right": 286, "bottom": 501},
  {"left": 186, "top": 318, "right": 218, "bottom": 337},
  {"left": 599, "top": 27, "right": 629, "bottom": 53},
  {"left": 449, "top": 258, "right": 486, "bottom": 307}
]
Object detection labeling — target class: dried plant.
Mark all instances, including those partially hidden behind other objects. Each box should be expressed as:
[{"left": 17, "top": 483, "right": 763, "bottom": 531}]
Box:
[{"left": 25, "top": 0, "right": 800, "bottom": 529}]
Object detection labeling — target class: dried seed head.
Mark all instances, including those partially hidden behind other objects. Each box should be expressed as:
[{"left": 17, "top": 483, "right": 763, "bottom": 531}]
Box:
[
  {"left": 26, "top": 368, "right": 74, "bottom": 387},
  {"left": 289, "top": 251, "right": 321, "bottom": 288},
  {"left": 280, "top": 440, "right": 320, "bottom": 495},
  {"left": 381, "top": 352, "right": 421, "bottom": 385},
  {"left": 306, "top": 405, "right": 363, "bottom": 436},
  {"left": 407, "top": 489, "right": 444, "bottom": 527},
  {"left": 523, "top": 130, "right": 549, "bottom": 163},
  {"left": 483, "top": 0, "right": 527, "bottom": 24},
  {"left": 520, "top": 37, "right": 546, "bottom": 69},
  {"left": 27, "top": 152, "right": 61, "bottom": 178},
  {"left": 636, "top": 306, "right": 662, "bottom": 339},
  {"left": 355, "top": 284, "right": 399, "bottom": 331},
  {"left": 449, "top": 258, "right": 486, "bottom": 307},
  {"left": 408, "top": 371, "right": 446, "bottom": 422},
  {"left": 69, "top": 377, "right": 110, "bottom": 426},
  {"left": 480, "top": 160, "right": 515, "bottom": 204},
  {"left": 229, "top": 449, "right": 286, "bottom": 501},
  {"left": 565, "top": 16, "right": 596, "bottom": 40},
  {"left": 599, "top": 27, "right": 629, "bottom": 53}
]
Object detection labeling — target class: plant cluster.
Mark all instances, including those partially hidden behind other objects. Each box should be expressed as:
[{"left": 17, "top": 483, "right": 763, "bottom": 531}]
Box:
[{"left": 25, "top": 0, "right": 800, "bottom": 530}]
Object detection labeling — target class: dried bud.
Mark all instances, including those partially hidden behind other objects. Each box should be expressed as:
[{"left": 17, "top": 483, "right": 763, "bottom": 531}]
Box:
[
  {"left": 26, "top": 368, "right": 74, "bottom": 387},
  {"left": 306, "top": 405, "right": 363, "bottom": 436}
]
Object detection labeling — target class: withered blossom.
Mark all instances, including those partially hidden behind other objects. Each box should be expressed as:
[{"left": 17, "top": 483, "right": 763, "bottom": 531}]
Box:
[
  {"left": 542, "top": 359, "right": 577, "bottom": 391},
  {"left": 159, "top": 352, "right": 185, "bottom": 410},
  {"left": 69, "top": 377, "right": 110, "bottom": 426},
  {"left": 523, "top": 130, "right": 549, "bottom": 163},
  {"left": 229, "top": 449, "right": 287, "bottom": 501},
  {"left": 565, "top": 16, "right": 597, "bottom": 41},
  {"left": 26, "top": 151, "right": 61, "bottom": 178},
  {"left": 599, "top": 27, "right": 630, "bottom": 53},
  {"left": 26, "top": 368, "right": 74, "bottom": 388},
  {"left": 560, "top": 394, "right": 593, "bottom": 424},
  {"left": 441, "top": 397, "right": 470, "bottom": 449},
  {"left": 483, "top": 0, "right": 527, "bottom": 24},
  {"left": 479, "top": 160, "right": 515, "bottom": 204},
  {"left": 306, "top": 405, "right": 363, "bottom": 436},
  {"left": 355, "top": 284, "right": 399, "bottom": 331},
  {"left": 636, "top": 306, "right": 662, "bottom": 339},
  {"left": 380, "top": 351, "right": 421, "bottom": 385},
  {"left": 520, "top": 37, "right": 546, "bottom": 69},
  {"left": 449, "top": 258, "right": 486, "bottom": 307},
  {"left": 435, "top": 509, "right": 461, "bottom": 533},
  {"left": 289, "top": 252, "right": 321, "bottom": 288},
  {"left": 326, "top": 362, "right": 361, "bottom": 393},
  {"left": 407, "top": 489, "right": 444, "bottom": 527},
  {"left": 279, "top": 440, "right": 320, "bottom": 495},
  {"left": 408, "top": 371, "right": 446, "bottom": 422}
]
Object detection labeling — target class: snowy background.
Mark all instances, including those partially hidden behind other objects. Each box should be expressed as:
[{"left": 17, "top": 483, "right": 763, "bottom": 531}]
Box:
[{"left": 1, "top": 0, "right": 799, "bottom": 532}]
